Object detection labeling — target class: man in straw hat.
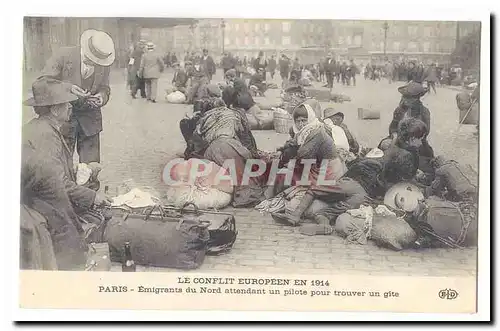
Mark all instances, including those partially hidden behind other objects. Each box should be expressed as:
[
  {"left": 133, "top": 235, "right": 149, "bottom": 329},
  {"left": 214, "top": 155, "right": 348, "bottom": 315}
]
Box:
[
  {"left": 39, "top": 29, "right": 115, "bottom": 165},
  {"left": 139, "top": 42, "right": 165, "bottom": 103},
  {"left": 22, "top": 78, "right": 112, "bottom": 269}
]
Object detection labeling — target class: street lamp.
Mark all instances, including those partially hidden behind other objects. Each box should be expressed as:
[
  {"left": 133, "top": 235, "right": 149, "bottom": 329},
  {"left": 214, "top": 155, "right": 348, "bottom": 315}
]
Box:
[
  {"left": 221, "top": 19, "right": 226, "bottom": 54},
  {"left": 382, "top": 21, "right": 389, "bottom": 57}
]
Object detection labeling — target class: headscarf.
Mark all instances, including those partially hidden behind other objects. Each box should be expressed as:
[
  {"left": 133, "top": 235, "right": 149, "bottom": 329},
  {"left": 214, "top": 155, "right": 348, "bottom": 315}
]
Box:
[{"left": 292, "top": 103, "right": 323, "bottom": 146}]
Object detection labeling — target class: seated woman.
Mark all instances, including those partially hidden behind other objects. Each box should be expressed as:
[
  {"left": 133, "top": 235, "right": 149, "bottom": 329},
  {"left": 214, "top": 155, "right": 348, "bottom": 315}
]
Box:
[
  {"left": 270, "top": 104, "right": 347, "bottom": 224},
  {"left": 223, "top": 69, "right": 273, "bottom": 130},
  {"left": 186, "top": 97, "right": 263, "bottom": 207},
  {"left": 249, "top": 68, "right": 267, "bottom": 96},
  {"left": 277, "top": 117, "right": 425, "bottom": 236}
]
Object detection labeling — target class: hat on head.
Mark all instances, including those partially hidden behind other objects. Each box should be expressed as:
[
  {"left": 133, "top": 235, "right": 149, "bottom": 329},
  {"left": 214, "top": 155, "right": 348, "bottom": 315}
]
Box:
[
  {"left": 80, "top": 29, "right": 115, "bottom": 67},
  {"left": 206, "top": 84, "right": 222, "bottom": 98},
  {"left": 225, "top": 68, "right": 237, "bottom": 78},
  {"left": 146, "top": 42, "right": 155, "bottom": 50},
  {"left": 24, "top": 78, "right": 77, "bottom": 107},
  {"left": 323, "top": 108, "right": 344, "bottom": 119},
  {"left": 398, "top": 81, "right": 427, "bottom": 98}
]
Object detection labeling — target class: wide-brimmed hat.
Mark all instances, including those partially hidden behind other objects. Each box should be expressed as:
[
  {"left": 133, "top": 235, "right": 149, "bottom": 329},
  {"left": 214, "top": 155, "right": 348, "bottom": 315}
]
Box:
[
  {"left": 146, "top": 42, "right": 155, "bottom": 50},
  {"left": 225, "top": 68, "right": 237, "bottom": 78},
  {"left": 24, "top": 78, "right": 77, "bottom": 107},
  {"left": 323, "top": 108, "right": 344, "bottom": 119},
  {"left": 384, "top": 182, "right": 424, "bottom": 212},
  {"left": 398, "top": 81, "right": 427, "bottom": 98},
  {"left": 80, "top": 29, "right": 115, "bottom": 67}
]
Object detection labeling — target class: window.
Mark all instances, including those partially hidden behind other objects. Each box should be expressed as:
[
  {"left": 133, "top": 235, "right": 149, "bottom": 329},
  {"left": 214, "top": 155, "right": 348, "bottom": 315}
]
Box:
[
  {"left": 225, "top": 38, "right": 230, "bottom": 45},
  {"left": 379, "top": 41, "right": 384, "bottom": 51},
  {"left": 264, "top": 23, "right": 270, "bottom": 32},
  {"left": 282, "top": 21, "right": 291, "bottom": 33},
  {"left": 392, "top": 41, "right": 400, "bottom": 51},
  {"left": 435, "top": 42, "right": 441, "bottom": 52},
  {"left": 244, "top": 22, "right": 249, "bottom": 32},
  {"left": 346, "top": 36, "right": 352, "bottom": 45},
  {"left": 423, "top": 41, "right": 431, "bottom": 52},
  {"left": 244, "top": 36, "right": 249, "bottom": 46},
  {"left": 354, "top": 35, "right": 362, "bottom": 46},
  {"left": 408, "top": 42, "right": 418, "bottom": 51},
  {"left": 408, "top": 25, "right": 418, "bottom": 36},
  {"left": 255, "top": 23, "right": 260, "bottom": 32},
  {"left": 424, "top": 26, "right": 432, "bottom": 37},
  {"left": 282, "top": 36, "right": 291, "bottom": 45},
  {"left": 234, "top": 23, "right": 239, "bottom": 31},
  {"left": 255, "top": 36, "right": 260, "bottom": 45},
  {"left": 264, "top": 37, "right": 270, "bottom": 45},
  {"left": 338, "top": 36, "right": 344, "bottom": 45},
  {"left": 235, "top": 37, "right": 240, "bottom": 45}
]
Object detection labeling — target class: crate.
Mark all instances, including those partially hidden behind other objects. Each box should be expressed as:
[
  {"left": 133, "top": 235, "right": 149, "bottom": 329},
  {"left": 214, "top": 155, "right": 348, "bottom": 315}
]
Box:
[{"left": 357, "top": 108, "right": 380, "bottom": 120}]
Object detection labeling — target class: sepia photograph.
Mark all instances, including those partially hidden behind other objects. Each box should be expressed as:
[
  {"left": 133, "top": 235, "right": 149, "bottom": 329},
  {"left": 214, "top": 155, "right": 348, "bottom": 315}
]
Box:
[{"left": 14, "top": 4, "right": 490, "bottom": 318}]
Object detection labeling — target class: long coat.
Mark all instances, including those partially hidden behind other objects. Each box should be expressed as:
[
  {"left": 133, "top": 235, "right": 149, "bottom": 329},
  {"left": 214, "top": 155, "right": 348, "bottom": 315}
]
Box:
[
  {"left": 23, "top": 117, "right": 97, "bottom": 210},
  {"left": 140, "top": 50, "right": 165, "bottom": 79},
  {"left": 21, "top": 144, "right": 88, "bottom": 270},
  {"left": 40, "top": 46, "right": 111, "bottom": 137},
  {"left": 202, "top": 55, "right": 216, "bottom": 76}
]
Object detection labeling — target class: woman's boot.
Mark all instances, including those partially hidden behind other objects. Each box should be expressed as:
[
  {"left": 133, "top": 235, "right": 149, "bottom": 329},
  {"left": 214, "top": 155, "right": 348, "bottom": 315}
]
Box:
[{"left": 283, "top": 191, "right": 315, "bottom": 226}]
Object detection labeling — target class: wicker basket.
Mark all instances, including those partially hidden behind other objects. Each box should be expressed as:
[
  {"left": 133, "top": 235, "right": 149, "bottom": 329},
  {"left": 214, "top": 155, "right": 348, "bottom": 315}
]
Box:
[{"left": 273, "top": 111, "right": 294, "bottom": 134}]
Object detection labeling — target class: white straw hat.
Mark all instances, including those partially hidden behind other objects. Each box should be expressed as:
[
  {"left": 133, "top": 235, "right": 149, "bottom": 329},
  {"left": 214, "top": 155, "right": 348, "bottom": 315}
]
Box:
[{"left": 80, "top": 29, "right": 116, "bottom": 67}]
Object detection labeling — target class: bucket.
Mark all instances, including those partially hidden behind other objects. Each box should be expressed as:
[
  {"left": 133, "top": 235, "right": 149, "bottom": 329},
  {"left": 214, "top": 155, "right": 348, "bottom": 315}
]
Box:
[
  {"left": 459, "top": 102, "right": 479, "bottom": 125},
  {"left": 358, "top": 108, "right": 381, "bottom": 120},
  {"left": 273, "top": 111, "right": 293, "bottom": 134}
]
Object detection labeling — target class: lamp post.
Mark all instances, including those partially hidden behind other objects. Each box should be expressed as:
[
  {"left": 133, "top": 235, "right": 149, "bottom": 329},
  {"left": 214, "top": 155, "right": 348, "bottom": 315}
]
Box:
[
  {"left": 382, "top": 21, "right": 389, "bottom": 57},
  {"left": 221, "top": 19, "right": 226, "bottom": 54}
]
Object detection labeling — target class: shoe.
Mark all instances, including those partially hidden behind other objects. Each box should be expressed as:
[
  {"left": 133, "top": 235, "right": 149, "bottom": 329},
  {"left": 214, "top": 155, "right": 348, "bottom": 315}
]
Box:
[
  {"left": 151, "top": 100, "right": 156, "bottom": 103},
  {"left": 275, "top": 192, "right": 315, "bottom": 226}
]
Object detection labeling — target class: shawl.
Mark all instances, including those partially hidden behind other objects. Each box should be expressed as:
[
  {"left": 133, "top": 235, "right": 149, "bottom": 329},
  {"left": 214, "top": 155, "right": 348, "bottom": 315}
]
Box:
[
  {"left": 292, "top": 104, "right": 323, "bottom": 146},
  {"left": 196, "top": 107, "right": 242, "bottom": 145}
]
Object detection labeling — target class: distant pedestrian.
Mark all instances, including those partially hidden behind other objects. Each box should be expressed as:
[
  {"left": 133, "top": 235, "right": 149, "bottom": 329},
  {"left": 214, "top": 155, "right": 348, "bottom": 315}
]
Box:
[
  {"left": 139, "top": 42, "right": 165, "bottom": 103},
  {"left": 267, "top": 55, "right": 277, "bottom": 80},
  {"left": 201, "top": 48, "right": 216, "bottom": 82}
]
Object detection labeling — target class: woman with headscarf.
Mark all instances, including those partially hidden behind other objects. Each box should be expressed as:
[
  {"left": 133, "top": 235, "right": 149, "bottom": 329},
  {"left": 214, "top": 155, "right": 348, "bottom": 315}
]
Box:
[{"left": 271, "top": 104, "right": 347, "bottom": 229}]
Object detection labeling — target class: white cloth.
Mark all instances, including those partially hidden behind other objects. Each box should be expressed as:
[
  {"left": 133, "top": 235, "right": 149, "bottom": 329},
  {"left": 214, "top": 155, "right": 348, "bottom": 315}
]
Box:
[
  {"left": 292, "top": 103, "right": 323, "bottom": 146},
  {"left": 323, "top": 119, "right": 350, "bottom": 151},
  {"left": 111, "top": 188, "right": 160, "bottom": 209}
]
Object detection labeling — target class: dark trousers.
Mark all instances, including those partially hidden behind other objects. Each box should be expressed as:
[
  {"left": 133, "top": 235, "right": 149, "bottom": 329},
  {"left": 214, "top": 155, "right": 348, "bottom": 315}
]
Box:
[
  {"left": 131, "top": 76, "right": 146, "bottom": 98},
  {"left": 64, "top": 117, "right": 101, "bottom": 164},
  {"left": 326, "top": 72, "right": 334, "bottom": 88}
]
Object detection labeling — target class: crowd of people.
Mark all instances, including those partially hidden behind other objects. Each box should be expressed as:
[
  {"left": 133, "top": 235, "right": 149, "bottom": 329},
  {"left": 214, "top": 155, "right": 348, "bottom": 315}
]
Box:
[{"left": 20, "top": 29, "right": 479, "bottom": 271}]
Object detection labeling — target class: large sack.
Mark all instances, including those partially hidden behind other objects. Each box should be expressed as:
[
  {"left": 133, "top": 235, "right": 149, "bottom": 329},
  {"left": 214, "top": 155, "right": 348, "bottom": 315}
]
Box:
[
  {"left": 304, "top": 87, "right": 331, "bottom": 101},
  {"left": 20, "top": 204, "right": 58, "bottom": 270},
  {"left": 165, "top": 183, "right": 232, "bottom": 210},
  {"left": 248, "top": 104, "right": 274, "bottom": 130},
  {"left": 254, "top": 96, "right": 282, "bottom": 110},
  {"left": 104, "top": 206, "right": 210, "bottom": 269},
  {"left": 417, "top": 197, "right": 477, "bottom": 247},
  {"left": 166, "top": 91, "right": 187, "bottom": 104},
  {"left": 170, "top": 159, "right": 234, "bottom": 194},
  {"left": 334, "top": 212, "right": 369, "bottom": 244},
  {"left": 370, "top": 214, "right": 417, "bottom": 251}
]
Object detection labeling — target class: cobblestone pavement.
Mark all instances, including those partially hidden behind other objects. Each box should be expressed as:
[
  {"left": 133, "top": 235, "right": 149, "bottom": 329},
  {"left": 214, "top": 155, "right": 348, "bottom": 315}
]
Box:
[{"left": 22, "top": 69, "right": 478, "bottom": 276}]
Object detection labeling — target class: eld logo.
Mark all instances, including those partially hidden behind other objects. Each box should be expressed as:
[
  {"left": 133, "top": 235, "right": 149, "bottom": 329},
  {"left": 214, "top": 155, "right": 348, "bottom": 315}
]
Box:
[{"left": 438, "top": 289, "right": 459, "bottom": 300}]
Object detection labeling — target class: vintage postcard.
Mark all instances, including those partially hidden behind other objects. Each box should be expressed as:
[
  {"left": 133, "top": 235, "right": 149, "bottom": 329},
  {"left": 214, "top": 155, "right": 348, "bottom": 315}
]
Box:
[{"left": 14, "top": 5, "right": 490, "bottom": 320}]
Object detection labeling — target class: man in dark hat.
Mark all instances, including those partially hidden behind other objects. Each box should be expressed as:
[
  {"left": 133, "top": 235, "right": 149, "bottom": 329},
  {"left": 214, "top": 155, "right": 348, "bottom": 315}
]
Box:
[
  {"left": 171, "top": 62, "right": 189, "bottom": 95},
  {"left": 22, "top": 79, "right": 112, "bottom": 269},
  {"left": 201, "top": 48, "right": 216, "bottom": 82},
  {"left": 39, "top": 29, "right": 115, "bottom": 165},
  {"left": 128, "top": 40, "right": 147, "bottom": 98}
]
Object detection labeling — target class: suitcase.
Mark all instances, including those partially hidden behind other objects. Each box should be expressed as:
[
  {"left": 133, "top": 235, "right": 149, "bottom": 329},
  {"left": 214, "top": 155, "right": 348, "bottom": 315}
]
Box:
[
  {"left": 104, "top": 204, "right": 210, "bottom": 269},
  {"left": 163, "top": 203, "right": 238, "bottom": 255}
]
